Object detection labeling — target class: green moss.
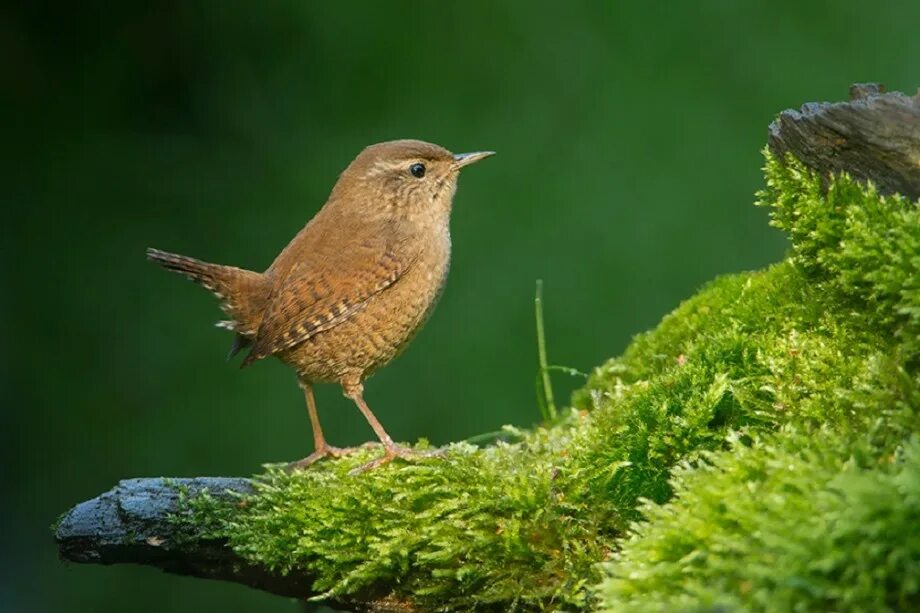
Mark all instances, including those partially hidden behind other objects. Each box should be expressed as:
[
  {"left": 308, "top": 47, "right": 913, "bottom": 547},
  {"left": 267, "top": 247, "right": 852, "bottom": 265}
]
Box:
[
  {"left": 598, "top": 431, "right": 920, "bottom": 612},
  {"left": 593, "top": 154, "right": 920, "bottom": 612},
  {"left": 180, "top": 153, "right": 919, "bottom": 611},
  {"left": 759, "top": 152, "right": 920, "bottom": 362}
]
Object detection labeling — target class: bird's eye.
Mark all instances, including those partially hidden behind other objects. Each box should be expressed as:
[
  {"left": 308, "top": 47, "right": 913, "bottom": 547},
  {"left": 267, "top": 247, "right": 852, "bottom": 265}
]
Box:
[{"left": 409, "top": 163, "right": 426, "bottom": 178}]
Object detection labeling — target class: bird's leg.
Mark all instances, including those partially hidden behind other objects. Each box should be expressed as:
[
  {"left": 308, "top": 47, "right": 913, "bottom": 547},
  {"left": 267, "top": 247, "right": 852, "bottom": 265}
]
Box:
[
  {"left": 344, "top": 379, "right": 441, "bottom": 474},
  {"left": 288, "top": 381, "right": 358, "bottom": 470}
]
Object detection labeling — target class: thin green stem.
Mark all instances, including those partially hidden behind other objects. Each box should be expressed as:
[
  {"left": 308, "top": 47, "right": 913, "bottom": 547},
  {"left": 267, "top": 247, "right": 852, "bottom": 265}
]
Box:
[{"left": 535, "top": 279, "right": 557, "bottom": 422}]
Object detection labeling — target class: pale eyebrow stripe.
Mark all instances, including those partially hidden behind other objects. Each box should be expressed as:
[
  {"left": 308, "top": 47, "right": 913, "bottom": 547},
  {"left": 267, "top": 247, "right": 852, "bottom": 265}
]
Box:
[{"left": 365, "top": 159, "right": 418, "bottom": 177}]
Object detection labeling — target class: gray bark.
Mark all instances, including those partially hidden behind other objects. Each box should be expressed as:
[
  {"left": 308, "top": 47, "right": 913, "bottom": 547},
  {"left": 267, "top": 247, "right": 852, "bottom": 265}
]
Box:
[
  {"left": 54, "top": 477, "right": 414, "bottom": 610},
  {"left": 768, "top": 83, "right": 920, "bottom": 200},
  {"left": 56, "top": 478, "right": 305, "bottom": 594}
]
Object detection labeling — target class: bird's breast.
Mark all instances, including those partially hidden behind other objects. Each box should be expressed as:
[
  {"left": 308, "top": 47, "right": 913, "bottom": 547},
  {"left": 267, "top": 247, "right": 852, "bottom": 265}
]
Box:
[{"left": 281, "top": 231, "right": 451, "bottom": 382}]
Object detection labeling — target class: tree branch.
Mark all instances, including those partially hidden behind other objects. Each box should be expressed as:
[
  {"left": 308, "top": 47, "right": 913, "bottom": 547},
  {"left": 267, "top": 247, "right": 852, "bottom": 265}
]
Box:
[
  {"left": 56, "top": 479, "right": 297, "bottom": 591},
  {"left": 55, "top": 478, "right": 416, "bottom": 610},
  {"left": 54, "top": 83, "right": 920, "bottom": 609}
]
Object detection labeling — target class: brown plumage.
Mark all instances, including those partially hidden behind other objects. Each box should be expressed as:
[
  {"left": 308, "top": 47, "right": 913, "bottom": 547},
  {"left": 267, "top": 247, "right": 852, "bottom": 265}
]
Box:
[{"left": 147, "top": 139, "right": 494, "bottom": 472}]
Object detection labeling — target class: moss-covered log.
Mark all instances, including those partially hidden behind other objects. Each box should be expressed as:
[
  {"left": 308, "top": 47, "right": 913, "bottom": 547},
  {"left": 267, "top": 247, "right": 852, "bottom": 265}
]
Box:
[
  {"left": 54, "top": 478, "right": 316, "bottom": 598},
  {"left": 54, "top": 84, "right": 920, "bottom": 611}
]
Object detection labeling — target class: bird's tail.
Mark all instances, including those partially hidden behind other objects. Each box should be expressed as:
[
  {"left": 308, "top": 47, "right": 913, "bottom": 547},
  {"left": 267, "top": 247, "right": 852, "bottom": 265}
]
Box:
[{"left": 146, "top": 248, "right": 268, "bottom": 339}]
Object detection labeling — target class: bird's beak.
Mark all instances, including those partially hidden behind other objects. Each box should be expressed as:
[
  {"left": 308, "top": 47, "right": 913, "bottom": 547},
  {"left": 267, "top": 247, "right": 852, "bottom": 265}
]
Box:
[{"left": 452, "top": 151, "right": 496, "bottom": 169}]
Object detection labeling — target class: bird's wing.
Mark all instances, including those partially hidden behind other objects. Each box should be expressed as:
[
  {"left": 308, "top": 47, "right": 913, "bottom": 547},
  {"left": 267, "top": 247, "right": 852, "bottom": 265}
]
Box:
[{"left": 241, "top": 236, "right": 412, "bottom": 366}]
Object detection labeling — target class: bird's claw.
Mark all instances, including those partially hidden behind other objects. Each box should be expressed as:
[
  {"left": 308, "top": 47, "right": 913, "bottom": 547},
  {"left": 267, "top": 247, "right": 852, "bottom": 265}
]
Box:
[
  {"left": 348, "top": 444, "right": 445, "bottom": 475},
  {"left": 287, "top": 444, "right": 363, "bottom": 471}
]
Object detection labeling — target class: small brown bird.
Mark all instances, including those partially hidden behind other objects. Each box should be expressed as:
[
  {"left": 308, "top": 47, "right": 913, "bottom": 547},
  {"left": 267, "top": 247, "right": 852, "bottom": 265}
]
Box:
[{"left": 148, "top": 140, "right": 493, "bottom": 472}]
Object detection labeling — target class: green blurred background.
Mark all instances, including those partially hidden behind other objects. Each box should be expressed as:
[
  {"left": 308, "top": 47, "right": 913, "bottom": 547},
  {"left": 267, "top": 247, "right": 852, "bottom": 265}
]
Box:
[{"left": 4, "top": 1, "right": 918, "bottom": 611}]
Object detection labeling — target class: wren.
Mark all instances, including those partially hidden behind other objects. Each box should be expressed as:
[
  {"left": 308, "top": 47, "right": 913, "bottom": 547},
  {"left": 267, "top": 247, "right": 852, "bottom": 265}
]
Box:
[{"left": 148, "top": 140, "right": 494, "bottom": 472}]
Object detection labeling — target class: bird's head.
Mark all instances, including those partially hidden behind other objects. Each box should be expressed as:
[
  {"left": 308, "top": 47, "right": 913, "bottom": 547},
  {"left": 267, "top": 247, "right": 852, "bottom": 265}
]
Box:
[{"left": 330, "top": 139, "right": 494, "bottom": 226}]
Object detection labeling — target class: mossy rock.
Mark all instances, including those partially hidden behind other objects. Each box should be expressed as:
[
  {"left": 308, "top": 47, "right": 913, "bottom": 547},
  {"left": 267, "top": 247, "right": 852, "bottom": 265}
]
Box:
[{"left": 180, "top": 153, "right": 920, "bottom": 611}]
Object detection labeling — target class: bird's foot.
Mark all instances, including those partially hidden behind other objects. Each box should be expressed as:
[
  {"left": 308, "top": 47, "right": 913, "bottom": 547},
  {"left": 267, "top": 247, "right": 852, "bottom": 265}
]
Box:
[
  {"left": 348, "top": 444, "right": 445, "bottom": 475},
  {"left": 288, "top": 443, "right": 375, "bottom": 471}
]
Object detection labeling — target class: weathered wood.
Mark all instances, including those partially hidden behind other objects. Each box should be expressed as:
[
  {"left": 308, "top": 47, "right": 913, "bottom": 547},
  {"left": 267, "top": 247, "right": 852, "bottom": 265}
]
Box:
[
  {"left": 768, "top": 83, "right": 920, "bottom": 200},
  {"left": 54, "top": 477, "right": 413, "bottom": 611},
  {"left": 54, "top": 478, "right": 313, "bottom": 595}
]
